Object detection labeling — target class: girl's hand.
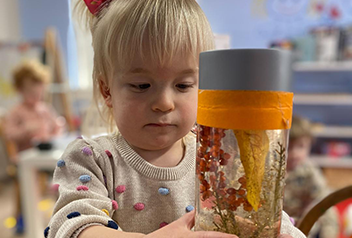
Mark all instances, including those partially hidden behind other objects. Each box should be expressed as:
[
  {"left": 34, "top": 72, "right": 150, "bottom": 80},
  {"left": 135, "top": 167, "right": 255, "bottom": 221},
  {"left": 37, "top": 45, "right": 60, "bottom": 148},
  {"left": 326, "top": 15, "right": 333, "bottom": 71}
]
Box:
[{"left": 145, "top": 210, "right": 238, "bottom": 238}]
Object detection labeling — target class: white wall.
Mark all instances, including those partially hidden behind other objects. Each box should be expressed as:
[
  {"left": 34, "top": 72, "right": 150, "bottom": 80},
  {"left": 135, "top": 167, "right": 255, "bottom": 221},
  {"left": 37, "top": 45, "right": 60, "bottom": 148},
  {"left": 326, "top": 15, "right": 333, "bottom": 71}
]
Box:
[{"left": 0, "top": 0, "right": 21, "bottom": 41}]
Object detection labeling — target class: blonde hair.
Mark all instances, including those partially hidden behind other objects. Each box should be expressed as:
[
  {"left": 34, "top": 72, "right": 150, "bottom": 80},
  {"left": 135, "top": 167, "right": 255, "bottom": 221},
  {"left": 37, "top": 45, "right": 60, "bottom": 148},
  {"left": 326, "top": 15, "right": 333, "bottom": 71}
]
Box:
[
  {"left": 12, "top": 60, "right": 50, "bottom": 90},
  {"left": 74, "top": 0, "right": 215, "bottom": 132},
  {"left": 289, "top": 115, "right": 313, "bottom": 140}
]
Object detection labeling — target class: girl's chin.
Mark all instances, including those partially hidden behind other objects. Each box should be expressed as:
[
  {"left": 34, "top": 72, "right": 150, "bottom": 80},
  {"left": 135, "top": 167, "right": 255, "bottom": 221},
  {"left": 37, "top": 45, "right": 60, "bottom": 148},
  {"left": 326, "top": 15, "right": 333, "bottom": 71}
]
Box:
[
  {"left": 143, "top": 139, "right": 175, "bottom": 150},
  {"left": 135, "top": 136, "right": 181, "bottom": 151}
]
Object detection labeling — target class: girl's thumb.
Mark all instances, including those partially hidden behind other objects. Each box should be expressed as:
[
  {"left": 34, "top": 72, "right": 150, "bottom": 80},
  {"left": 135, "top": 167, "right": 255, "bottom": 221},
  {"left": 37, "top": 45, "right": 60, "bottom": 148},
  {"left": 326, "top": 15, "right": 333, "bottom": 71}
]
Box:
[{"left": 178, "top": 210, "right": 196, "bottom": 229}]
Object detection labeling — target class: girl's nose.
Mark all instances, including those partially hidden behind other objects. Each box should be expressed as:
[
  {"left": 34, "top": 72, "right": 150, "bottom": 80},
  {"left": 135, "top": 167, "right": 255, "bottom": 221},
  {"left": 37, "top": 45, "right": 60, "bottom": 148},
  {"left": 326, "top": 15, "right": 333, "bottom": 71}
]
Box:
[{"left": 151, "top": 90, "right": 175, "bottom": 112}]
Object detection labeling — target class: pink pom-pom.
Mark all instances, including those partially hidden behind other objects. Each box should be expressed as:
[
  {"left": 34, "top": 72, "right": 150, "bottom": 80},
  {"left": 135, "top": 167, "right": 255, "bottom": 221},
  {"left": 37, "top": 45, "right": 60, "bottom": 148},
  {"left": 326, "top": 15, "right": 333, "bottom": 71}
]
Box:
[
  {"left": 159, "top": 222, "right": 168, "bottom": 228},
  {"left": 289, "top": 217, "right": 296, "bottom": 225},
  {"left": 82, "top": 146, "right": 93, "bottom": 156},
  {"left": 51, "top": 184, "right": 60, "bottom": 192},
  {"left": 105, "top": 150, "right": 112, "bottom": 158},
  {"left": 112, "top": 200, "right": 119, "bottom": 210},
  {"left": 134, "top": 203, "right": 145, "bottom": 211},
  {"left": 76, "top": 185, "right": 89, "bottom": 191},
  {"left": 115, "top": 185, "right": 126, "bottom": 193}
]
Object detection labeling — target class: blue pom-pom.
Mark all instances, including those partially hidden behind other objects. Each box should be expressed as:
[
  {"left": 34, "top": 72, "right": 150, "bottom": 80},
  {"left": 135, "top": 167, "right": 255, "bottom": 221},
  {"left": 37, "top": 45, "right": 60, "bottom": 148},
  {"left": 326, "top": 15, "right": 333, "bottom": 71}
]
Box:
[
  {"left": 107, "top": 220, "right": 119, "bottom": 230},
  {"left": 57, "top": 160, "right": 66, "bottom": 167},
  {"left": 67, "top": 211, "right": 81, "bottom": 219},
  {"left": 79, "top": 175, "right": 91, "bottom": 183},
  {"left": 44, "top": 226, "right": 50, "bottom": 238},
  {"left": 186, "top": 205, "right": 194, "bottom": 212},
  {"left": 158, "top": 187, "right": 170, "bottom": 195}
]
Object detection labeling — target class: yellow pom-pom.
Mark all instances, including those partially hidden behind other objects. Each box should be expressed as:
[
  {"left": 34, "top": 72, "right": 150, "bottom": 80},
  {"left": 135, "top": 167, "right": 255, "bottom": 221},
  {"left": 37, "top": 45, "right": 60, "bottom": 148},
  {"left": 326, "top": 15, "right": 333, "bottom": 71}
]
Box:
[{"left": 102, "top": 209, "right": 109, "bottom": 216}]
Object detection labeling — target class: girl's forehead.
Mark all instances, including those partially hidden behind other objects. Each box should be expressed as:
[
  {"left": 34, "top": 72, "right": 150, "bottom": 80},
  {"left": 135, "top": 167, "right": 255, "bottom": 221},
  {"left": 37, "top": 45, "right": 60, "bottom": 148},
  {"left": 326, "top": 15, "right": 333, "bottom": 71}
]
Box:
[
  {"left": 128, "top": 52, "right": 199, "bottom": 71},
  {"left": 112, "top": 48, "right": 200, "bottom": 78}
]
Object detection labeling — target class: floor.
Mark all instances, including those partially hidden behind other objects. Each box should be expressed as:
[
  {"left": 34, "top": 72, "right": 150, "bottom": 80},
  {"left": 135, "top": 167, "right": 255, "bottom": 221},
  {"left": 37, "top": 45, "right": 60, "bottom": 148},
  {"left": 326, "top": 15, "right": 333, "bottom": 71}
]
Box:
[
  {"left": 0, "top": 177, "right": 55, "bottom": 238},
  {"left": 0, "top": 180, "right": 23, "bottom": 238}
]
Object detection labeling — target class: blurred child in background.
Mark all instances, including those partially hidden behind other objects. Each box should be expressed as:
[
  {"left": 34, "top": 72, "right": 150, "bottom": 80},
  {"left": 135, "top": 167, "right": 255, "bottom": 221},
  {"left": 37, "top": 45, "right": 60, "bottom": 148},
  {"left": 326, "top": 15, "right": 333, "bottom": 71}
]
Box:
[
  {"left": 4, "top": 60, "right": 64, "bottom": 154},
  {"left": 4, "top": 60, "right": 65, "bottom": 233},
  {"left": 284, "top": 115, "right": 340, "bottom": 238}
]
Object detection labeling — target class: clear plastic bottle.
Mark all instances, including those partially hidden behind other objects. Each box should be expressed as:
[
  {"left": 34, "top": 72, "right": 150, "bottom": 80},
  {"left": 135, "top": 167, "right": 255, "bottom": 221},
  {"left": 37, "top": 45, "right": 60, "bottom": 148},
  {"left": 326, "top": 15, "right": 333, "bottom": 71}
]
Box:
[{"left": 194, "top": 49, "right": 293, "bottom": 238}]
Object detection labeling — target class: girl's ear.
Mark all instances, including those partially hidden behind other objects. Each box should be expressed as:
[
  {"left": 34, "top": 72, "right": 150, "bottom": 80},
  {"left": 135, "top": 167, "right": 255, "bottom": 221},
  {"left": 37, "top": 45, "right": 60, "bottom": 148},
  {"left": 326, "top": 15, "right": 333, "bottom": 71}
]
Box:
[{"left": 98, "top": 78, "right": 113, "bottom": 108}]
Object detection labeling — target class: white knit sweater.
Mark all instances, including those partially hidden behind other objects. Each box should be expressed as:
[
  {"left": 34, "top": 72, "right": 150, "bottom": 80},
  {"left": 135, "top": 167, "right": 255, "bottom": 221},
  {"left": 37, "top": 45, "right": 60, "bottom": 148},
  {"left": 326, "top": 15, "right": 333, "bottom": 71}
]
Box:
[{"left": 47, "top": 133, "right": 306, "bottom": 238}]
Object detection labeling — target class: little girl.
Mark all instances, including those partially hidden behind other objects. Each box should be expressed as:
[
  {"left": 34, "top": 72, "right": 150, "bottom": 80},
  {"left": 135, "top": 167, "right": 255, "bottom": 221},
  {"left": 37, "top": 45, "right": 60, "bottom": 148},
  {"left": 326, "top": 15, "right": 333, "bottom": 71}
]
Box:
[{"left": 47, "top": 1, "right": 305, "bottom": 237}]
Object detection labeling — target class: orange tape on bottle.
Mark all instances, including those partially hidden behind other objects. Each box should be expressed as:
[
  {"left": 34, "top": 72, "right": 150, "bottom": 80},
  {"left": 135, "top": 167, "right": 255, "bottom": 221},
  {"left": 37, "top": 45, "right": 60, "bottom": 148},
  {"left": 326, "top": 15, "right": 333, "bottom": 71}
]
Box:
[{"left": 197, "top": 90, "right": 293, "bottom": 130}]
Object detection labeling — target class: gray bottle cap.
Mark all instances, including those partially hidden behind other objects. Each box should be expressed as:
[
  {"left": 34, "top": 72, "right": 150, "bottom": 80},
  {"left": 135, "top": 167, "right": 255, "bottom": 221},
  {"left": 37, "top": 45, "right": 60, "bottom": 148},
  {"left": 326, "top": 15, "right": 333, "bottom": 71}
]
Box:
[{"left": 199, "top": 48, "right": 292, "bottom": 91}]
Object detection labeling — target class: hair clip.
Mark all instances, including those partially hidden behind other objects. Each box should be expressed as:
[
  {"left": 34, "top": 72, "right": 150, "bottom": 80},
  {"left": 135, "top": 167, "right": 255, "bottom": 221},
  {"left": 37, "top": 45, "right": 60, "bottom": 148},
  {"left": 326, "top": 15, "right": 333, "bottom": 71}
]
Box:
[{"left": 84, "top": 0, "right": 112, "bottom": 16}]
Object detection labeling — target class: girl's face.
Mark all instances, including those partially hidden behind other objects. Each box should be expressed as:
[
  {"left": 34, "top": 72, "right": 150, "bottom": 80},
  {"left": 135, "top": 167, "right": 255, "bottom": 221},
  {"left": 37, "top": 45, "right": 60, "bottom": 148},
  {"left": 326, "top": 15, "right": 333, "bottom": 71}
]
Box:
[
  {"left": 20, "top": 79, "right": 45, "bottom": 107},
  {"left": 108, "top": 53, "right": 198, "bottom": 151}
]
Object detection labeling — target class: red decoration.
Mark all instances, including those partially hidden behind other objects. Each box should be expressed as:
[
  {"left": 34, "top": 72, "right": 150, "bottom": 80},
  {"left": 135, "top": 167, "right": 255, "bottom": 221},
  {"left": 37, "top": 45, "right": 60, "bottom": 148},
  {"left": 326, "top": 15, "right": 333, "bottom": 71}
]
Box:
[
  {"left": 330, "top": 5, "right": 341, "bottom": 19},
  {"left": 315, "top": 3, "right": 324, "bottom": 13},
  {"left": 83, "top": 0, "right": 111, "bottom": 15}
]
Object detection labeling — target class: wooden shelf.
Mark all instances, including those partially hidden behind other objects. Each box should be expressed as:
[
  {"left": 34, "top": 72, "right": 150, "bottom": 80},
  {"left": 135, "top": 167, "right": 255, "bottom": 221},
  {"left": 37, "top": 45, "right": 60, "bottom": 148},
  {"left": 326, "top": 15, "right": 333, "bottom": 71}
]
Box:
[
  {"left": 293, "top": 61, "right": 352, "bottom": 72},
  {"left": 312, "top": 125, "right": 352, "bottom": 138},
  {"left": 310, "top": 155, "right": 352, "bottom": 169},
  {"left": 294, "top": 94, "right": 352, "bottom": 105}
]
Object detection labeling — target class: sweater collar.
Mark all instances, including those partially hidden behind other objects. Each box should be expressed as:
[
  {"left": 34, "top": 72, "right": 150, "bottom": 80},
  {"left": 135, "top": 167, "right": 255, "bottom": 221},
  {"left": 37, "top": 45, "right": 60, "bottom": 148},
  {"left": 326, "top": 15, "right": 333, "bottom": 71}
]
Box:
[{"left": 113, "top": 132, "right": 196, "bottom": 181}]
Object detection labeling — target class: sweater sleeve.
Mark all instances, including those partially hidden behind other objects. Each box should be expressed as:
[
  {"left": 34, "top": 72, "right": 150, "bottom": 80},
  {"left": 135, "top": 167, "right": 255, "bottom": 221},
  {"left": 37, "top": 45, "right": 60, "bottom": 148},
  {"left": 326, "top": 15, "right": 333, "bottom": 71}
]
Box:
[
  {"left": 47, "top": 138, "right": 121, "bottom": 238},
  {"left": 281, "top": 211, "right": 306, "bottom": 238}
]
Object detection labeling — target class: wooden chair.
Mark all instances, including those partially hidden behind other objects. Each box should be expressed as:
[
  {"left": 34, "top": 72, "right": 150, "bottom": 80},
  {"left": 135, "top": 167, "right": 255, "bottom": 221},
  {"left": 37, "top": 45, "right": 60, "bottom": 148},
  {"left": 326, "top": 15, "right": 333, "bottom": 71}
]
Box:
[{"left": 297, "top": 185, "right": 352, "bottom": 236}]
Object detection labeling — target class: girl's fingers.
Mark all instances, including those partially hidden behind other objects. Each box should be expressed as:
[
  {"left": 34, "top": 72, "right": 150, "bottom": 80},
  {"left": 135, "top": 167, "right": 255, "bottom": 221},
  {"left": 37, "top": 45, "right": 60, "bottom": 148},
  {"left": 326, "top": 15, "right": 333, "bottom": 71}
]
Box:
[{"left": 177, "top": 210, "right": 239, "bottom": 237}]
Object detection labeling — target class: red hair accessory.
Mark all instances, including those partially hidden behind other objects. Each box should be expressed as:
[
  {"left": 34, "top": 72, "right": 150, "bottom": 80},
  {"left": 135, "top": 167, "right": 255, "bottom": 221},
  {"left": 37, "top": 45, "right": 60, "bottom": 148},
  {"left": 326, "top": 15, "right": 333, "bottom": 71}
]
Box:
[{"left": 84, "top": 0, "right": 112, "bottom": 15}]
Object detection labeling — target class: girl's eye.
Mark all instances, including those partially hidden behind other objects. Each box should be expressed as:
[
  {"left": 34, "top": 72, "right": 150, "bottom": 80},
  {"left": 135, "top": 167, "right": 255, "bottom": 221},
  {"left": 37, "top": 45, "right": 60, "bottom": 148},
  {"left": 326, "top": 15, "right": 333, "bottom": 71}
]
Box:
[
  {"left": 130, "top": 84, "right": 151, "bottom": 91},
  {"left": 176, "top": 84, "right": 193, "bottom": 91},
  {"left": 137, "top": 84, "right": 150, "bottom": 89}
]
